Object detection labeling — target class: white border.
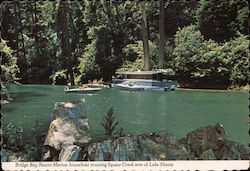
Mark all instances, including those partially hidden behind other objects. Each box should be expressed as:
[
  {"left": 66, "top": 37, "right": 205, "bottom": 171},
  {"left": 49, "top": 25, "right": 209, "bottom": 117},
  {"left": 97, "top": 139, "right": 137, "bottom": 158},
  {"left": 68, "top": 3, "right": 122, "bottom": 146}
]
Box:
[{"left": 2, "top": 161, "right": 249, "bottom": 171}]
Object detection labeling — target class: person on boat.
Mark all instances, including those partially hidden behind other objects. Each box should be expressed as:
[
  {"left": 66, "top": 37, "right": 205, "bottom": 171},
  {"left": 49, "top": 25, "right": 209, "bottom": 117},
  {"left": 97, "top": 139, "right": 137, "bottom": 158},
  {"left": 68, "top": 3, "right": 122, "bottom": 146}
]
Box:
[{"left": 80, "top": 84, "right": 88, "bottom": 89}]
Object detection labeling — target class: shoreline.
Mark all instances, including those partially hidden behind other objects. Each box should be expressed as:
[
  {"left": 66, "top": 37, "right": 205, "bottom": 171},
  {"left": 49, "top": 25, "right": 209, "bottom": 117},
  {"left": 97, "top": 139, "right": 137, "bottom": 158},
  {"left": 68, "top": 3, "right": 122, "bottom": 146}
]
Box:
[{"left": 176, "top": 87, "right": 249, "bottom": 92}]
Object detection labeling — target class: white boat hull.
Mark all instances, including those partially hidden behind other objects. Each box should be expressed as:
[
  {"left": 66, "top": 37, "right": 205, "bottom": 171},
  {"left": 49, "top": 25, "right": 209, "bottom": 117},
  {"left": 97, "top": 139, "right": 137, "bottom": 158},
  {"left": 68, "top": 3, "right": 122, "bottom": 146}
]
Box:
[
  {"left": 64, "top": 87, "right": 101, "bottom": 93},
  {"left": 115, "top": 84, "right": 175, "bottom": 91}
]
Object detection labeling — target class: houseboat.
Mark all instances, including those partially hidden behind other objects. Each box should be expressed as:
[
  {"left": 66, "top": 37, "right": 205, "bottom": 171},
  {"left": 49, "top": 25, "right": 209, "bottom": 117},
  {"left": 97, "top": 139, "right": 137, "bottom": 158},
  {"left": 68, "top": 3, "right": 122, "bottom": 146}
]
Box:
[{"left": 112, "top": 71, "right": 177, "bottom": 91}]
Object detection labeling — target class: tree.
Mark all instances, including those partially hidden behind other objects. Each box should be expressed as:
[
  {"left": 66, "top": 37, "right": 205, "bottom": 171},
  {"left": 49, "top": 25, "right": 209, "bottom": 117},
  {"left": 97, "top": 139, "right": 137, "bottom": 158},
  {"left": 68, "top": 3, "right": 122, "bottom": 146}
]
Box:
[
  {"left": 0, "top": 39, "right": 19, "bottom": 101},
  {"left": 173, "top": 25, "right": 205, "bottom": 80},
  {"left": 196, "top": 0, "right": 249, "bottom": 42},
  {"left": 1, "top": 1, "right": 27, "bottom": 83},
  {"left": 158, "top": 0, "right": 165, "bottom": 68},
  {"left": 173, "top": 25, "right": 249, "bottom": 88},
  {"left": 78, "top": 0, "right": 138, "bottom": 82},
  {"left": 139, "top": 1, "right": 151, "bottom": 70},
  {"left": 56, "top": 0, "right": 75, "bottom": 85}
]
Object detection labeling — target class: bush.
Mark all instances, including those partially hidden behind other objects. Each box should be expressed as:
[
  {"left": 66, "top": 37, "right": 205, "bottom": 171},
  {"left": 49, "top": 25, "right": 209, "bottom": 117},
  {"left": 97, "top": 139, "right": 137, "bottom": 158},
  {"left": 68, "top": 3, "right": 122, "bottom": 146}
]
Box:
[
  {"left": 50, "top": 69, "right": 68, "bottom": 85},
  {"left": 173, "top": 25, "right": 249, "bottom": 87},
  {"left": 119, "top": 41, "right": 158, "bottom": 71},
  {"left": 2, "top": 123, "right": 24, "bottom": 151},
  {"left": 24, "top": 120, "right": 45, "bottom": 161},
  {"left": 77, "top": 40, "right": 101, "bottom": 83},
  {"left": 227, "top": 34, "right": 249, "bottom": 86},
  {"left": 101, "top": 107, "right": 119, "bottom": 139}
]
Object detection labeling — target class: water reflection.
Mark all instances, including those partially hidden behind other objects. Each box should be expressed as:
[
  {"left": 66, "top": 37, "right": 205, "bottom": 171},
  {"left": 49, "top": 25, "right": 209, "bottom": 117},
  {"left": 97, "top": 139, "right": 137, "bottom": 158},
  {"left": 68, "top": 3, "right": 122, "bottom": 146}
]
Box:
[{"left": 9, "top": 92, "right": 46, "bottom": 103}]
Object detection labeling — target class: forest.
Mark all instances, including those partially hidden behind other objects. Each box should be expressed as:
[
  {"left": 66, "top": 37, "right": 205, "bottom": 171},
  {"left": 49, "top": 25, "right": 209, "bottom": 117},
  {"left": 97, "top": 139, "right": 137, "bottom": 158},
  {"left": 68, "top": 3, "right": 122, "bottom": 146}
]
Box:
[{"left": 1, "top": 0, "right": 249, "bottom": 95}]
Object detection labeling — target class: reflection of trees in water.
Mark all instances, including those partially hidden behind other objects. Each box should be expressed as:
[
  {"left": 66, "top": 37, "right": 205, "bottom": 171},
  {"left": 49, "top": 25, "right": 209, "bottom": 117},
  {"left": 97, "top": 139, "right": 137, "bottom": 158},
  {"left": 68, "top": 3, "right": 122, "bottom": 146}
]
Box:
[
  {"left": 2, "top": 92, "right": 46, "bottom": 114},
  {"left": 9, "top": 92, "right": 46, "bottom": 103},
  {"left": 2, "top": 106, "right": 15, "bottom": 113}
]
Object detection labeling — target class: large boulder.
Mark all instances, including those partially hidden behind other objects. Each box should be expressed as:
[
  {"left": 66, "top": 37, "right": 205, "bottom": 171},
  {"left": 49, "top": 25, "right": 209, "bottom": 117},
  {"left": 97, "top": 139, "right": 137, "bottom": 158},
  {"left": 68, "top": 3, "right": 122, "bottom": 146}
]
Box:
[
  {"left": 42, "top": 99, "right": 91, "bottom": 161},
  {"left": 178, "top": 123, "right": 226, "bottom": 157}
]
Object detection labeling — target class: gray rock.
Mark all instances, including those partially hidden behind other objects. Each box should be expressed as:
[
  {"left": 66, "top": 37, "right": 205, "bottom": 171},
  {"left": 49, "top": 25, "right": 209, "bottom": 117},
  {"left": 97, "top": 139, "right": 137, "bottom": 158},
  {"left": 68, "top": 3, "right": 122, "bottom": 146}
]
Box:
[
  {"left": 42, "top": 99, "right": 91, "bottom": 161},
  {"left": 87, "top": 132, "right": 193, "bottom": 161},
  {"left": 59, "top": 145, "right": 82, "bottom": 161},
  {"left": 2, "top": 149, "right": 29, "bottom": 162},
  {"left": 1, "top": 149, "right": 9, "bottom": 162},
  {"left": 214, "top": 140, "right": 250, "bottom": 160},
  {"left": 198, "top": 148, "right": 216, "bottom": 160},
  {"left": 178, "top": 123, "right": 226, "bottom": 157}
]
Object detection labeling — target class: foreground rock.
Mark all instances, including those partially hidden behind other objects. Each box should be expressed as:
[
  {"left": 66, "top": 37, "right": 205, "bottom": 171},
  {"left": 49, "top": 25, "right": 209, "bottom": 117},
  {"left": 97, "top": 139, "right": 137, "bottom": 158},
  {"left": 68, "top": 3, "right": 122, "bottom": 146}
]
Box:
[
  {"left": 1, "top": 149, "right": 29, "bottom": 162},
  {"left": 87, "top": 124, "right": 249, "bottom": 161},
  {"left": 87, "top": 132, "right": 193, "bottom": 161},
  {"left": 42, "top": 99, "right": 91, "bottom": 161}
]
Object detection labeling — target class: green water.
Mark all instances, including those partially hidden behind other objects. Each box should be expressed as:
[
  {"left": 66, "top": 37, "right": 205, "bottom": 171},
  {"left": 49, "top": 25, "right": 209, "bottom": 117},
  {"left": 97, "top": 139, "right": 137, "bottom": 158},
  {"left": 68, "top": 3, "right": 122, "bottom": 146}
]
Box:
[{"left": 2, "top": 84, "right": 249, "bottom": 144}]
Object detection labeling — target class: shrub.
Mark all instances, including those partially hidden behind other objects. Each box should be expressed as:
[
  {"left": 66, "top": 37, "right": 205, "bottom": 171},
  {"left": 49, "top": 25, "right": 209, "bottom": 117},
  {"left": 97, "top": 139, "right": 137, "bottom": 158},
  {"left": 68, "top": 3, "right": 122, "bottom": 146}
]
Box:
[
  {"left": 173, "top": 25, "right": 249, "bottom": 87},
  {"left": 2, "top": 123, "right": 24, "bottom": 151},
  {"left": 50, "top": 69, "right": 68, "bottom": 85},
  {"left": 119, "top": 41, "right": 158, "bottom": 71},
  {"left": 24, "top": 120, "right": 45, "bottom": 161},
  {"left": 101, "top": 107, "right": 119, "bottom": 139}
]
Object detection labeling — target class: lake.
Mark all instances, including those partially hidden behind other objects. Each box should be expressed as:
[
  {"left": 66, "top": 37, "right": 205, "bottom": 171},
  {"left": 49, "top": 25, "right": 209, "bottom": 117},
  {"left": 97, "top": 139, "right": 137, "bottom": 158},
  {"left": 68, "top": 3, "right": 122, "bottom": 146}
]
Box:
[{"left": 2, "top": 84, "right": 249, "bottom": 144}]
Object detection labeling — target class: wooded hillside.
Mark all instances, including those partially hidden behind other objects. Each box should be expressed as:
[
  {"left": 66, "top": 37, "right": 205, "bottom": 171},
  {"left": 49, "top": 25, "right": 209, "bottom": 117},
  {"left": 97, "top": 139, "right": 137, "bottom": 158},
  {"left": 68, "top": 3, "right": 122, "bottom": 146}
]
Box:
[{"left": 1, "top": 0, "right": 249, "bottom": 88}]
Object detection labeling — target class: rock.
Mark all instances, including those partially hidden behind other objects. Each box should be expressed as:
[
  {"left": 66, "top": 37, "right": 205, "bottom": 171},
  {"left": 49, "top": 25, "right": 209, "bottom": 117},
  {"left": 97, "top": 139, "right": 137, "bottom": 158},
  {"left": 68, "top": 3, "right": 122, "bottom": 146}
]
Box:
[
  {"left": 214, "top": 140, "right": 250, "bottom": 160},
  {"left": 3, "top": 149, "right": 29, "bottom": 162},
  {"left": 42, "top": 99, "right": 91, "bottom": 161},
  {"left": 165, "top": 143, "right": 194, "bottom": 160},
  {"left": 198, "top": 148, "right": 216, "bottom": 160},
  {"left": 178, "top": 123, "right": 226, "bottom": 157},
  {"left": 59, "top": 145, "right": 82, "bottom": 161},
  {"left": 87, "top": 132, "right": 193, "bottom": 161},
  {"left": 1, "top": 149, "right": 9, "bottom": 162}
]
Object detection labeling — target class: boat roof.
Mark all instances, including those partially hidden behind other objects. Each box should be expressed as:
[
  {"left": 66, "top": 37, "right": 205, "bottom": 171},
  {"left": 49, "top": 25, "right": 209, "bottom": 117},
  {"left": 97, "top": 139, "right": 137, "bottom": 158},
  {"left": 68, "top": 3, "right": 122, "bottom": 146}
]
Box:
[{"left": 116, "top": 71, "right": 163, "bottom": 75}]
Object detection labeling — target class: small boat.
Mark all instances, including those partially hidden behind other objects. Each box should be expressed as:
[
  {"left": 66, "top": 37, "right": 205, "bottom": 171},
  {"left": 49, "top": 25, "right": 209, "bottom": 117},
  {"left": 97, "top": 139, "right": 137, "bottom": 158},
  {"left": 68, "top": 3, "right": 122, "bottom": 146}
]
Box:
[{"left": 64, "top": 86, "right": 101, "bottom": 93}]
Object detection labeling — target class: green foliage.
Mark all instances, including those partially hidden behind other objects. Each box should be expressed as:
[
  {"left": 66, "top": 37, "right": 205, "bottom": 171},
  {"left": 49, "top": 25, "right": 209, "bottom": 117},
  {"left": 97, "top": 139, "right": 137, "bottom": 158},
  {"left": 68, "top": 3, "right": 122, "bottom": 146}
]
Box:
[
  {"left": 2, "top": 123, "right": 24, "bottom": 151},
  {"left": 1, "top": 39, "right": 19, "bottom": 101},
  {"left": 77, "top": 40, "right": 101, "bottom": 83},
  {"left": 226, "top": 34, "right": 249, "bottom": 86},
  {"left": 24, "top": 119, "right": 45, "bottom": 161},
  {"left": 101, "top": 107, "right": 119, "bottom": 139},
  {"left": 0, "top": 39, "right": 19, "bottom": 83},
  {"left": 118, "top": 41, "right": 158, "bottom": 72},
  {"left": 50, "top": 69, "right": 68, "bottom": 85},
  {"left": 196, "top": 0, "right": 249, "bottom": 42},
  {"left": 173, "top": 25, "right": 206, "bottom": 79},
  {"left": 173, "top": 25, "right": 249, "bottom": 87},
  {"left": 1, "top": 1, "right": 248, "bottom": 88}
]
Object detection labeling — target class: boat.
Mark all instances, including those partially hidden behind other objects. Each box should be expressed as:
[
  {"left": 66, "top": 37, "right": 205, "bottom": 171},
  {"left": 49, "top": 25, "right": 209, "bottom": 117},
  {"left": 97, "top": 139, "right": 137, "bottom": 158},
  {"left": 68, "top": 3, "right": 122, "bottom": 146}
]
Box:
[
  {"left": 114, "top": 81, "right": 176, "bottom": 91},
  {"left": 112, "top": 71, "right": 177, "bottom": 91},
  {"left": 64, "top": 86, "right": 102, "bottom": 93}
]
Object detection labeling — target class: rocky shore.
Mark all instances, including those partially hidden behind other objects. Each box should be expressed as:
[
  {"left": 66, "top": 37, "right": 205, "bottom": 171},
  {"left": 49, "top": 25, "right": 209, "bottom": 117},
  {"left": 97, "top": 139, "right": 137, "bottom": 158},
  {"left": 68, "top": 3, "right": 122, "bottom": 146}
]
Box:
[{"left": 86, "top": 123, "right": 249, "bottom": 161}]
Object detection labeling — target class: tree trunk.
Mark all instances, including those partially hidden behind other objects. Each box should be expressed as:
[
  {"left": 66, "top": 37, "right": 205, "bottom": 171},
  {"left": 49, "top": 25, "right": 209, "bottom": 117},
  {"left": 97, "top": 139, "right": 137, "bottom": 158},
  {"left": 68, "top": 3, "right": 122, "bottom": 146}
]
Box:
[
  {"left": 140, "top": 1, "right": 151, "bottom": 71},
  {"left": 61, "top": 0, "right": 74, "bottom": 85},
  {"left": 14, "top": 2, "right": 28, "bottom": 83},
  {"left": 158, "top": 0, "right": 165, "bottom": 69}
]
